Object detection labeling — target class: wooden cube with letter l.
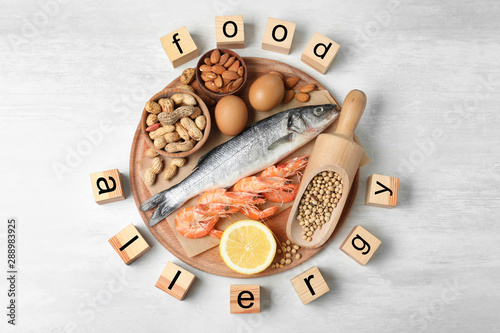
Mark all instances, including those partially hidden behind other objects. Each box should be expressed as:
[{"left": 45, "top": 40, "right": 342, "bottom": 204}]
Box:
[
  {"left": 340, "top": 225, "right": 381, "bottom": 265},
  {"left": 90, "top": 169, "right": 125, "bottom": 204},
  {"left": 290, "top": 266, "right": 330, "bottom": 305},
  {"left": 261, "top": 17, "right": 296, "bottom": 55},
  {"left": 215, "top": 15, "right": 245, "bottom": 49},
  {"left": 301, "top": 32, "right": 340, "bottom": 74},
  {"left": 230, "top": 285, "right": 260, "bottom": 314},
  {"left": 109, "top": 224, "right": 150, "bottom": 265},
  {"left": 160, "top": 26, "right": 199, "bottom": 68},
  {"left": 365, "top": 174, "right": 399, "bottom": 208},
  {"left": 156, "top": 261, "right": 196, "bottom": 301}
]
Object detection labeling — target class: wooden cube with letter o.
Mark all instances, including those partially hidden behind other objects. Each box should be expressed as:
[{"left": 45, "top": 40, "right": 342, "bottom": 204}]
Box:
[{"left": 215, "top": 15, "right": 245, "bottom": 49}]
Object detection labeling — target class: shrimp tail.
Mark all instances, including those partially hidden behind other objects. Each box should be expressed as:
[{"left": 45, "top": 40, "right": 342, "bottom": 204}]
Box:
[{"left": 209, "top": 229, "right": 223, "bottom": 239}]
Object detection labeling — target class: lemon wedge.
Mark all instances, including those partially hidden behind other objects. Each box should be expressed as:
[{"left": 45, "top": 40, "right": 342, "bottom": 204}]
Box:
[{"left": 219, "top": 220, "right": 276, "bottom": 275}]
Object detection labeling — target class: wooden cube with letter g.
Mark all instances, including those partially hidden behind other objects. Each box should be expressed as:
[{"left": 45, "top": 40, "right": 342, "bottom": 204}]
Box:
[{"left": 340, "top": 225, "right": 381, "bottom": 265}]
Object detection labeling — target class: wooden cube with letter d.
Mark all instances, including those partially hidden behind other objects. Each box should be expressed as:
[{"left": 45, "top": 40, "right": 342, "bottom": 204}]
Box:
[{"left": 301, "top": 32, "right": 340, "bottom": 74}]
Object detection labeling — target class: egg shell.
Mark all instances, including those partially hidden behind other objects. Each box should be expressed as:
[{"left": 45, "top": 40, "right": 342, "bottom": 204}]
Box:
[
  {"left": 248, "top": 73, "right": 285, "bottom": 112},
  {"left": 215, "top": 95, "right": 248, "bottom": 136}
]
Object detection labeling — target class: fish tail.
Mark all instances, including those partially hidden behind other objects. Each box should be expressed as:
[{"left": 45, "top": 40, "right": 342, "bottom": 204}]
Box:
[
  {"left": 140, "top": 190, "right": 166, "bottom": 211},
  {"left": 145, "top": 187, "right": 186, "bottom": 227}
]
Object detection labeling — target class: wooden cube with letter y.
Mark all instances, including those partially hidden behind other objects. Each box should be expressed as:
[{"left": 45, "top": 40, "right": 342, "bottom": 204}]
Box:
[
  {"left": 290, "top": 266, "right": 330, "bottom": 305},
  {"left": 160, "top": 26, "right": 199, "bottom": 68},
  {"left": 109, "top": 224, "right": 150, "bottom": 265},
  {"left": 156, "top": 261, "right": 196, "bottom": 301},
  {"left": 365, "top": 174, "right": 400, "bottom": 208},
  {"left": 90, "top": 169, "right": 125, "bottom": 204},
  {"left": 301, "top": 32, "right": 340, "bottom": 74},
  {"left": 215, "top": 15, "right": 245, "bottom": 49},
  {"left": 261, "top": 17, "right": 296, "bottom": 55},
  {"left": 230, "top": 285, "right": 260, "bottom": 314},
  {"left": 340, "top": 225, "right": 381, "bottom": 265}
]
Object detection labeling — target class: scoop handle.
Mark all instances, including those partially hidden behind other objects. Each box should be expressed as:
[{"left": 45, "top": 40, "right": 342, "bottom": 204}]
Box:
[{"left": 334, "top": 90, "right": 367, "bottom": 140}]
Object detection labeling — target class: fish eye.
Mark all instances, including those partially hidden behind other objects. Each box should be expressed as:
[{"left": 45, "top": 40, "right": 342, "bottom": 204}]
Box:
[{"left": 313, "top": 107, "right": 324, "bottom": 116}]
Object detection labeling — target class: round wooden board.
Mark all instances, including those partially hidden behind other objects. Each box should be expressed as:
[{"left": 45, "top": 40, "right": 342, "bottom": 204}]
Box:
[{"left": 130, "top": 57, "right": 359, "bottom": 278}]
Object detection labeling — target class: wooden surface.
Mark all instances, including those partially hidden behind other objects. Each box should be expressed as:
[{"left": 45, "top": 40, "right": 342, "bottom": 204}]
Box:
[
  {"left": 2, "top": 1, "right": 500, "bottom": 332},
  {"left": 130, "top": 57, "right": 360, "bottom": 277}
]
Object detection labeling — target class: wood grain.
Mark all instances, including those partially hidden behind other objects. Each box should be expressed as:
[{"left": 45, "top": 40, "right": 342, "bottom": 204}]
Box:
[{"left": 130, "top": 57, "right": 359, "bottom": 278}]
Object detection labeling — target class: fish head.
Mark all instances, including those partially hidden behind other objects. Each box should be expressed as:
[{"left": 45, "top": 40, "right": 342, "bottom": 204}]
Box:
[{"left": 287, "top": 104, "right": 339, "bottom": 138}]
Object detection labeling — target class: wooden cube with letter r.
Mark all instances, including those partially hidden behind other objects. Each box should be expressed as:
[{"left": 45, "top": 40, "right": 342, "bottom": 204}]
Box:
[
  {"left": 108, "top": 224, "right": 150, "bottom": 265},
  {"left": 340, "top": 225, "right": 381, "bottom": 265},
  {"left": 290, "top": 266, "right": 330, "bottom": 305},
  {"left": 156, "top": 261, "right": 196, "bottom": 301},
  {"left": 230, "top": 285, "right": 260, "bottom": 314},
  {"left": 301, "top": 32, "right": 340, "bottom": 74},
  {"left": 90, "top": 169, "right": 125, "bottom": 204}
]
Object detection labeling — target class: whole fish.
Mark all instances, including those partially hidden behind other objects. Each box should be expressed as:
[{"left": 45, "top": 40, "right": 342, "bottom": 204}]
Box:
[{"left": 141, "top": 104, "right": 340, "bottom": 226}]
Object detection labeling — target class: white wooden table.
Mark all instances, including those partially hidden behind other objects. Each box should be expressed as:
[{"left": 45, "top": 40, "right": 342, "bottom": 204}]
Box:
[{"left": 1, "top": 0, "right": 499, "bottom": 332}]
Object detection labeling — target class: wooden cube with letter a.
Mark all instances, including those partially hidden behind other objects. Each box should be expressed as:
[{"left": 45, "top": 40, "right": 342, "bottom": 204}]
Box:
[
  {"left": 301, "top": 32, "right": 340, "bottom": 74},
  {"left": 290, "top": 266, "right": 330, "bottom": 305},
  {"left": 90, "top": 169, "right": 125, "bottom": 205},
  {"left": 261, "top": 17, "right": 296, "bottom": 55},
  {"left": 365, "top": 174, "right": 399, "bottom": 208},
  {"left": 340, "top": 225, "right": 381, "bottom": 265},
  {"left": 109, "top": 224, "right": 150, "bottom": 265},
  {"left": 230, "top": 285, "right": 260, "bottom": 314},
  {"left": 215, "top": 15, "right": 245, "bottom": 49},
  {"left": 156, "top": 261, "right": 196, "bottom": 301},
  {"left": 160, "top": 26, "right": 199, "bottom": 68}
]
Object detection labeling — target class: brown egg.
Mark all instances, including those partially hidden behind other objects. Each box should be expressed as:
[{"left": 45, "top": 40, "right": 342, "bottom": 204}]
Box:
[
  {"left": 248, "top": 73, "right": 285, "bottom": 111},
  {"left": 215, "top": 95, "right": 248, "bottom": 136}
]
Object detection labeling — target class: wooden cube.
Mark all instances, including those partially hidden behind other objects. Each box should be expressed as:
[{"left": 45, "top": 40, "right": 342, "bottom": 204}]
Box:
[
  {"left": 340, "top": 225, "right": 381, "bottom": 265},
  {"left": 215, "top": 15, "right": 245, "bottom": 49},
  {"left": 109, "top": 224, "right": 150, "bottom": 265},
  {"left": 261, "top": 17, "right": 296, "bottom": 55},
  {"left": 160, "top": 26, "right": 199, "bottom": 68},
  {"left": 90, "top": 169, "right": 125, "bottom": 205},
  {"left": 156, "top": 261, "right": 196, "bottom": 301},
  {"left": 301, "top": 32, "right": 340, "bottom": 74},
  {"left": 365, "top": 174, "right": 400, "bottom": 208},
  {"left": 230, "top": 285, "right": 260, "bottom": 314},
  {"left": 290, "top": 266, "right": 330, "bottom": 305}
]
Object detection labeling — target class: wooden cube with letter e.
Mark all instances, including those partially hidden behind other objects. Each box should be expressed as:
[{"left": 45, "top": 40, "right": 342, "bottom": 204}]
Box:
[
  {"left": 230, "top": 285, "right": 260, "bottom": 314},
  {"left": 90, "top": 169, "right": 125, "bottom": 204},
  {"left": 290, "top": 266, "right": 330, "bottom": 305},
  {"left": 261, "top": 17, "right": 296, "bottom": 55},
  {"left": 160, "top": 26, "right": 199, "bottom": 68},
  {"left": 215, "top": 15, "right": 245, "bottom": 49},
  {"left": 301, "top": 32, "right": 340, "bottom": 74},
  {"left": 365, "top": 174, "right": 399, "bottom": 208},
  {"left": 340, "top": 225, "right": 381, "bottom": 265},
  {"left": 156, "top": 261, "right": 196, "bottom": 301},
  {"left": 109, "top": 224, "right": 150, "bottom": 265}
]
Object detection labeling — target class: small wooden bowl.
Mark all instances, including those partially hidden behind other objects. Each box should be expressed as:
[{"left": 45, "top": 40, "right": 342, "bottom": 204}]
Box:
[
  {"left": 196, "top": 48, "right": 247, "bottom": 101},
  {"left": 140, "top": 88, "right": 211, "bottom": 158}
]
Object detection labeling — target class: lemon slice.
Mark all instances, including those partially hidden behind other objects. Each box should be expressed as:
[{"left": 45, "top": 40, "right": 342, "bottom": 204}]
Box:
[{"left": 219, "top": 220, "right": 277, "bottom": 275}]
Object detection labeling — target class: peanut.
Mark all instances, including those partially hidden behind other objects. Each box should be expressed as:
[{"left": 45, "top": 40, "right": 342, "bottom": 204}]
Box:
[
  {"left": 144, "top": 168, "right": 156, "bottom": 186},
  {"left": 158, "top": 106, "right": 194, "bottom": 125},
  {"left": 154, "top": 136, "right": 167, "bottom": 149},
  {"left": 149, "top": 124, "right": 175, "bottom": 139},
  {"left": 144, "top": 148, "right": 158, "bottom": 158},
  {"left": 171, "top": 93, "right": 196, "bottom": 106},
  {"left": 176, "top": 84, "right": 194, "bottom": 93},
  {"left": 175, "top": 122, "right": 191, "bottom": 141},
  {"left": 162, "top": 165, "right": 178, "bottom": 181},
  {"left": 195, "top": 115, "right": 206, "bottom": 130},
  {"left": 145, "top": 101, "right": 162, "bottom": 114},
  {"left": 146, "top": 123, "right": 160, "bottom": 132},
  {"left": 180, "top": 68, "right": 195, "bottom": 85},
  {"left": 158, "top": 98, "right": 174, "bottom": 113},
  {"left": 151, "top": 157, "right": 163, "bottom": 174},
  {"left": 146, "top": 113, "right": 158, "bottom": 126},
  {"left": 190, "top": 106, "right": 202, "bottom": 119},
  {"left": 180, "top": 117, "right": 203, "bottom": 141},
  {"left": 165, "top": 140, "right": 195, "bottom": 153},
  {"left": 164, "top": 131, "right": 181, "bottom": 143},
  {"left": 171, "top": 158, "right": 186, "bottom": 167}
]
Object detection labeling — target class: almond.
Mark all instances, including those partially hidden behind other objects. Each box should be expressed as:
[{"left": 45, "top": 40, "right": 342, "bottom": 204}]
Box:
[
  {"left": 211, "top": 64, "right": 226, "bottom": 75},
  {"left": 228, "top": 77, "right": 243, "bottom": 92},
  {"left": 285, "top": 77, "right": 299, "bottom": 89},
  {"left": 205, "top": 80, "right": 219, "bottom": 92},
  {"left": 210, "top": 49, "right": 220, "bottom": 64},
  {"left": 299, "top": 84, "right": 316, "bottom": 93},
  {"left": 269, "top": 71, "right": 284, "bottom": 81},
  {"left": 220, "top": 84, "right": 231, "bottom": 94},
  {"left": 204, "top": 58, "right": 212, "bottom": 66},
  {"left": 224, "top": 56, "right": 236, "bottom": 68},
  {"left": 237, "top": 66, "right": 245, "bottom": 77},
  {"left": 201, "top": 71, "right": 217, "bottom": 81},
  {"left": 222, "top": 70, "right": 239, "bottom": 81},
  {"left": 283, "top": 90, "right": 295, "bottom": 104},
  {"left": 222, "top": 76, "right": 232, "bottom": 86},
  {"left": 219, "top": 53, "right": 229, "bottom": 66},
  {"left": 295, "top": 93, "right": 310, "bottom": 102},
  {"left": 228, "top": 60, "right": 240, "bottom": 72},
  {"left": 199, "top": 64, "right": 212, "bottom": 72},
  {"left": 214, "top": 75, "right": 223, "bottom": 88}
]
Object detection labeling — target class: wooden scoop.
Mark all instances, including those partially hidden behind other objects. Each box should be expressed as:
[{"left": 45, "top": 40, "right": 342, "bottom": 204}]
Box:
[{"left": 286, "top": 90, "right": 367, "bottom": 248}]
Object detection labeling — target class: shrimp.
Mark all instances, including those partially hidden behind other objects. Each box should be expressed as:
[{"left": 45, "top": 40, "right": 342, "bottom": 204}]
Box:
[
  {"left": 260, "top": 155, "right": 309, "bottom": 178},
  {"left": 239, "top": 205, "right": 279, "bottom": 220},
  {"left": 233, "top": 176, "right": 296, "bottom": 194},
  {"left": 195, "top": 189, "right": 265, "bottom": 217},
  {"left": 175, "top": 207, "right": 222, "bottom": 239},
  {"left": 263, "top": 184, "right": 299, "bottom": 203}
]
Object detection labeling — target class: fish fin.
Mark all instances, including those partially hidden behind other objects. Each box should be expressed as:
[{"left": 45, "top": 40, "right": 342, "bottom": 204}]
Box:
[
  {"left": 268, "top": 133, "right": 295, "bottom": 151},
  {"left": 140, "top": 190, "right": 166, "bottom": 211}
]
